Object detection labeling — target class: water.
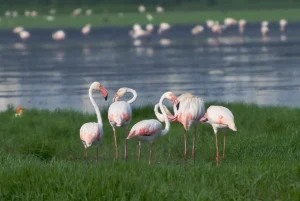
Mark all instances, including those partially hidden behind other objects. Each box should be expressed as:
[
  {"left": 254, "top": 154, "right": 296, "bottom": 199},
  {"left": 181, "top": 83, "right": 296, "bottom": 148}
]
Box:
[{"left": 1, "top": 22, "right": 300, "bottom": 112}]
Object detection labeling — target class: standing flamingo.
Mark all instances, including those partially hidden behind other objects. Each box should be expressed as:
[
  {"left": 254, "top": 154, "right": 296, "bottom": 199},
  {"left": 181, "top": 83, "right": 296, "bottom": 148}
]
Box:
[
  {"left": 200, "top": 105, "right": 237, "bottom": 166},
  {"left": 80, "top": 82, "right": 108, "bottom": 166},
  {"left": 108, "top": 87, "right": 137, "bottom": 160},
  {"left": 155, "top": 93, "right": 205, "bottom": 164},
  {"left": 127, "top": 92, "right": 179, "bottom": 165}
]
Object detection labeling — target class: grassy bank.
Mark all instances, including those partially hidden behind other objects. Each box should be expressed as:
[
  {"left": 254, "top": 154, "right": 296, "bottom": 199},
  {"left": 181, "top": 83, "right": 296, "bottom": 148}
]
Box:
[
  {"left": 1, "top": 9, "right": 300, "bottom": 29},
  {"left": 0, "top": 103, "right": 300, "bottom": 200}
]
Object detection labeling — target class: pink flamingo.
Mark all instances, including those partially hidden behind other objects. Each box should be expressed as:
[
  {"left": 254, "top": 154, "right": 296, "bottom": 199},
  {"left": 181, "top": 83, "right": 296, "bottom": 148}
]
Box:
[
  {"left": 108, "top": 87, "right": 137, "bottom": 160},
  {"left": 200, "top": 105, "right": 237, "bottom": 166},
  {"left": 155, "top": 93, "right": 205, "bottom": 164},
  {"left": 127, "top": 91, "right": 179, "bottom": 165},
  {"left": 80, "top": 82, "right": 108, "bottom": 166}
]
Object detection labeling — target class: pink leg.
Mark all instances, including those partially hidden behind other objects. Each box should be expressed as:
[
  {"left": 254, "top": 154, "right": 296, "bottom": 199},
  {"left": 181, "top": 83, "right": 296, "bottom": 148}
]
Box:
[
  {"left": 113, "top": 128, "right": 118, "bottom": 160},
  {"left": 149, "top": 142, "right": 153, "bottom": 165},
  {"left": 124, "top": 128, "right": 128, "bottom": 160},
  {"left": 85, "top": 147, "right": 88, "bottom": 167},
  {"left": 223, "top": 130, "right": 226, "bottom": 160},
  {"left": 96, "top": 145, "right": 98, "bottom": 163},
  {"left": 215, "top": 133, "right": 219, "bottom": 166},
  {"left": 184, "top": 130, "right": 187, "bottom": 164},
  {"left": 138, "top": 141, "right": 141, "bottom": 161},
  {"left": 192, "top": 126, "right": 197, "bottom": 165}
]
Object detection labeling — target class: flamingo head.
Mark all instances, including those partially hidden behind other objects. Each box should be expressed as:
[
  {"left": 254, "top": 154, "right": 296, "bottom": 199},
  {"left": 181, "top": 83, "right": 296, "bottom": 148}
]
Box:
[
  {"left": 164, "top": 92, "right": 180, "bottom": 110},
  {"left": 200, "top": 113, "right": 208, "bottom": 123},
  {"left": 91, "top": 82, "right": 108, "bottom": 100},
  {"left": 113, "top": 87, "right": 128, "bottom": 102},
  {"left": 16, "top": 106, "right": 27, "bottom": 115}
]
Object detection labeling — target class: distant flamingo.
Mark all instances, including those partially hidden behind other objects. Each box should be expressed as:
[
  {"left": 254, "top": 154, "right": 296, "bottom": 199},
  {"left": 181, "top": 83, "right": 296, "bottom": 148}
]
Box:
[
  {"left": 156, "top": 93, "right": 205, "bottom": 164},
  {"left": 200, "top": 105, "right": 237, "bottom": 166},
  {"left": 127, "top": 91, "right": 179, "bottom": 165},
  {"left": 108, "top": 87, "right": 137, "bottom": 160},
  {"left": 14, "top": 106, "right": 27, "bottom": 117},
  {"left": 158, "top": 22, "right": 170, "bottom": 34},
  {"left": 19, "top": 30, "right": 30, "bottom": 40},
  {"left": 156, "top": 6, "right": 164, "bottom": 13},
  {"left": 279, "top": 19, "right": 288, "bottom": 32},
  {"left": 191, "top": 25, "right": 204, "bottom": 35},
  {"left": 261, "top": 25, "right": 269, "bottom": 37},
  {"left": 82, "top": 24, "right": 91, "bottom": 35},
  {"left": 52, "top": 30, "right": 66, "bottom": 40},
  {"left": 80, "top": 82, "right": 108, "bottom": 166},
  {"left": 13, "top": 26, "right": 24, "bottom": 34},
  {"left": 224, "top": 17, "right": 237, "bottom": 27},
  {"left": 138, "top": 5, "right": 146, "bottom": 13}
]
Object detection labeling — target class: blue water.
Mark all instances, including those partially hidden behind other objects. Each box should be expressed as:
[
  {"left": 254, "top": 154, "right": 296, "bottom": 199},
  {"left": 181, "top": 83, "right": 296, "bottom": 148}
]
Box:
[{"left": 1, "top": 22, "right": 300, "bottom": 112}]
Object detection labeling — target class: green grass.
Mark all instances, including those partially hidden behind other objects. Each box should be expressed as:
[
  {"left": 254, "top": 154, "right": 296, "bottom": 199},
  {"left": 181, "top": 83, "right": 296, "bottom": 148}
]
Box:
[
  {"left": 0, "top": 103, "right": 300, "bottom": 200},
  {"left": 1, "top": 9, "right": 300, "bottom": 29}
]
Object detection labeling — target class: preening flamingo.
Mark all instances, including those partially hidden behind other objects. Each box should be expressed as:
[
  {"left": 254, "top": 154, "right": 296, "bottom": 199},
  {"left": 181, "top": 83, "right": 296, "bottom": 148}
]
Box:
[
  {"left": 14, "top": 106, "right": 26, "bottom": 117},
  {"left": 156, "top": 93, "right": 205, "bottom": 164},
  {"left": 127, "top": 91, "right": 179, "bottom": 165},
  {"left": 200, "top": 105, "right": 237, "bottom": 166},
  {"left": 80, "top": 82, "right": 108, "bottom": 166},
  {"left": 108, "top": 87, "right": 137, "bottom": 160}
]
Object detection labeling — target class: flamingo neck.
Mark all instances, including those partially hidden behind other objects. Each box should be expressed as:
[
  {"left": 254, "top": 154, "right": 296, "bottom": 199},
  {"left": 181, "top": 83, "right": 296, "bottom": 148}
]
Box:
[
  {"left": 89, "top": 87, "right": 103, "bottom": 126},
  {"left": 127, "top": 88, "right": 137, "bottom": 104},
  {"left": 159, "top": 94, "right": 170, "bottom": 136},
  {"left": 154, "top": 104, "right": 165, "bottom": 122}
]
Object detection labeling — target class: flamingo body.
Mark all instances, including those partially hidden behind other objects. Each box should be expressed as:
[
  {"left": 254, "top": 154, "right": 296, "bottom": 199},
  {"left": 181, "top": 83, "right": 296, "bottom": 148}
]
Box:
[
  {"left": 108, "top": 101, "right": 132, "bottom": 127},
  {"left": 80, "top": 123, "right": 103, "bottom": 148},
  {"left": 127, "top": 119, "right": 162, "bottom": 142}
]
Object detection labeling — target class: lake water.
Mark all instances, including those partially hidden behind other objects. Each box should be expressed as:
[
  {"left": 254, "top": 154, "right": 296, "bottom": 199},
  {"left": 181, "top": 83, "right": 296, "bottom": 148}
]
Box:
[{"left": 1, "top": 22, "right": 300, "bottom": 112}]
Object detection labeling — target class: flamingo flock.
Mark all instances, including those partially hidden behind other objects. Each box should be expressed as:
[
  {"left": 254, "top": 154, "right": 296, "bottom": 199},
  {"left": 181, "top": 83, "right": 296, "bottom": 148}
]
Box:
[{"left": 76, "top": 82, "right": 237, "bottom": 167}]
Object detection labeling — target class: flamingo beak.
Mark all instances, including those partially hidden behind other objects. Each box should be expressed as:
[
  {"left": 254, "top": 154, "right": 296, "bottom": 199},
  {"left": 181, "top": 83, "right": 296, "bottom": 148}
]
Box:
[
  {"left": 200, "top": 116, "right": 208, "bottom": 123},
  {"left": 176, "top": 102, "right": 180, "bottom": 110},
  {"left": 100, "top": 87, "right": 108, "bottom": 101}
]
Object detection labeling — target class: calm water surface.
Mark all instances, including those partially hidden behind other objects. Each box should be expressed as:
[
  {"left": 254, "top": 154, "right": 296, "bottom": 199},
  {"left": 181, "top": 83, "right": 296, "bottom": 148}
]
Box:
[{"left": 1, "top": 22, "right": 300, "bottom": 112}]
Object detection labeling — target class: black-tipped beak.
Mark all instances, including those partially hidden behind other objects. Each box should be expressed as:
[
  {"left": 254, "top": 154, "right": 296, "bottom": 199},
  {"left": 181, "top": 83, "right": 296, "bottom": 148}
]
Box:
[
  {"left": 105, "top": 96, "right": 108, "bottom": 101},
  {"left": 176, "top": 102, "right": 180, "bottom": 110}
]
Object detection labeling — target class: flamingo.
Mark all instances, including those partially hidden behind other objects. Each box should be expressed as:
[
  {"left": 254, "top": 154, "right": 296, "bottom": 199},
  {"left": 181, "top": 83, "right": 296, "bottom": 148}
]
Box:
[
  {"left": 108, "top": 87, "right": 137, "bottom": 160},
  {"left": 82, "top": 24, "right": 91, "bottom": 35},
  {"left": 200, "top": 105, "right": 237, "bottom": 166},
  {"left": 14, "top": 106, "right": 27, "bottom": 117},
  {"left": 156, "top": 6, "right": 164, "bottom": 13},
  {"left": 138, "top": 5, "right": 146, "bottom": 13},
  {"left": 80, "top": 82, "right": 108, "bottom": 166},
  {"left": 238, "top": 19, "right": 247, "bottom": 35},
  {"left": 52, "top": 30, "right": 66, "bottom": 40},
  {"left": 224, "top": 18, "right": 237, "bottom": 27},
  {"left": 191, "top": 25, "right": 204, "bottom": 35},
  {"left": 19, "top": 30, "right": 30, "bottom": 40},
  {"left": 86, "top": 9, "right": 93, "bottom": 16},
  {"left": 127, "top": 91, "right": 179, "bottom": 165},
  {"left": 279, "top": 19, "right": 288, "bottom": 32},
  {"left": 155, "top": 93, "right": 205, "bottom": 164},
  {"left": 158, "top": 22, "right": 171, "bottom": 34},
  {"left": 13, "top": 26, "right": 24, "bottom": 34}
]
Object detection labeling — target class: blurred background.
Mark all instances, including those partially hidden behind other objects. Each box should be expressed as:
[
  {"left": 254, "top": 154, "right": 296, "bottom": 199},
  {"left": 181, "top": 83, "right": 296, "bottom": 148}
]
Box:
[{"left": 0, "top": 1, "right": 300, "bottom": 112}]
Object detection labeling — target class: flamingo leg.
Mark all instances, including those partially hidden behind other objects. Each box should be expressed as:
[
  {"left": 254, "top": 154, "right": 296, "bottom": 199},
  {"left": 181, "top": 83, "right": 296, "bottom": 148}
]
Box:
[
  {"left": 96, "top": 145, "right": 99, "bottom": 163},
  {"left": 184, "top": 130, "right": 187, "bottom": 164},
  {"left": 223, "top": 130, "right": 226, "bottom": 160},
  {"left": 138, "top": 141, "right": 141, "bottom": 161},
  {"left": 192, "top": 125, "right": 197, "bottom": 165},
  {"left": 124, "top": 127, "right": 128, "bottom": 160},
  {"left": 149, "top": 142, "right": 153, "bottom": 165},
  {"left": 85, "top": 147, "right": 88, "bottom": 167},
  {"left": 113, "top": 128, "right": 118, "bottom": 160},
  {"left": 215, "top": 132, "right": 219, "bottom": 166}
]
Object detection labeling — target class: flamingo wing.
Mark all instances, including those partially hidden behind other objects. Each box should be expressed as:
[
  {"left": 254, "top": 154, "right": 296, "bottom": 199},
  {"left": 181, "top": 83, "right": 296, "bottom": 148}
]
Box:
[
  {"left": 207, "top": 106, "right": 237, "bottom": 131},
  {"left": 127, "top": 119, "right": 162, "bottom": 139},
  {"left": 108, "top": 101, "right": 132, "bottom": 127}
]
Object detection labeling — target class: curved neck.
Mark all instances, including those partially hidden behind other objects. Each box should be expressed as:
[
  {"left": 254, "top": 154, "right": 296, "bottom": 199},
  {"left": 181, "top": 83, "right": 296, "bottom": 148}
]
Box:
[
  {"left": 154, "top": 104, "right": 165, "bottom": 122},
  {"left": 127, "top": 88, "right": 137, "bottom": 104},
  {"left": 89, "top": 87, "right": 102, "bottom": 126},
  {"left": 159, "top": 95, "right": 170, "bottom": 136}
]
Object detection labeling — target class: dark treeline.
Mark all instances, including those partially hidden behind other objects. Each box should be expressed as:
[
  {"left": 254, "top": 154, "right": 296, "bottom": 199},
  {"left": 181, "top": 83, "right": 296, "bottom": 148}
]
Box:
[{"left": 1, "top": 0, "right": 299, "bottom": 12}]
